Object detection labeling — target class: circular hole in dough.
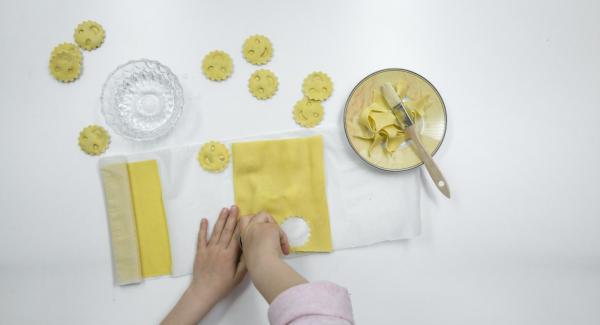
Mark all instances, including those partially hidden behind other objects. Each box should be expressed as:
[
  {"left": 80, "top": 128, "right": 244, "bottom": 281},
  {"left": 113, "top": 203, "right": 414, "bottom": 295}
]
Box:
[{"left": 280, "top": 216, "right": 310, "bottom": 247}]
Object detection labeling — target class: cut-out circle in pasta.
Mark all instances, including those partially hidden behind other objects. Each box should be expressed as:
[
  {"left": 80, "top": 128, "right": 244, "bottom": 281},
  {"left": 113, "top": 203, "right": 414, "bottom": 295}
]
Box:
[
  {"left": 49, "top": 43, "right": 82, "bottom": 82},
  {"left": 280, "top": 216, "right": 311, "bottom": 248},
  {"left": 242, "top": 35, "right": 273, "bottom": 65},
  {"left": 302, "top": 72, "right": 333, "bottom": 101},
  {"left": 293, "top": 97, "right": 324, "bottom": 128},
  {"left": 78, "top": 125, "right": 110, "bottom": 156},
  {"left": 198, "top": 141, "right": 230, "bottom": 172},
  {"left": 202, "top": 50, "right": 233, "bottom": 81},
  {"left": 248, "top": 69, "right": 278, "bottom": 99},
  {"left": 74, "top": 20, "right": 105, "bottom": 51}
]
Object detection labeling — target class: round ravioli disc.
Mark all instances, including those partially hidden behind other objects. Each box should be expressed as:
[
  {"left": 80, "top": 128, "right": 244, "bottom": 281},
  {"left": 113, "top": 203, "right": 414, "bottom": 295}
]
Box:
[
  {"left": 242, "top": 35, "right": 273, "bottom": 65},
  {"left": 202, "top": 50, "right": 233, "bottom": 81},
  {"left": 302, "top": 72, "right": 333, "bottom": 101},
  {"left": 49, "top": 43, "right": 82, "bottom": 82},
  {"left": 198, "top": 141, "right": 230, "bottom": 172},
  {"left": 293, "top": 97, "right": 324, "bottom": 128},
  {"left": 248, "top": 69, "right": 278, "bottom": 100},
  {"left": 78, "top": 125, "right": 110, "bottom": 155},
  {"left": 74, "top": 20, "right": 105, "bottom": 51}
]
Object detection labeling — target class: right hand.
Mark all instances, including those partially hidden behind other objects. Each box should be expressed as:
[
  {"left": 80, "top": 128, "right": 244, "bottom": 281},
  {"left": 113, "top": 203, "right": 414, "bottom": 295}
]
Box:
[{"left": 239, "top": 212, "right": 290, "bottom": 267}]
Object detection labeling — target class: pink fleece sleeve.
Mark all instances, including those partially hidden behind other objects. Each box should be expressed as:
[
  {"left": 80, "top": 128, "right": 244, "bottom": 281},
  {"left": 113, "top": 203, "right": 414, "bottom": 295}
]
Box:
[{"left": 267, "top": 281, "right": 354, "bottom": 325}]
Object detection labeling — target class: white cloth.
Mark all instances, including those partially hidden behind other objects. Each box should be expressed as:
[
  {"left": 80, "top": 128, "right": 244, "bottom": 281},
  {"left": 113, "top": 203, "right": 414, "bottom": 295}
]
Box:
[{"left": 100, "top": 126, "right": 421, "bottom": 276}]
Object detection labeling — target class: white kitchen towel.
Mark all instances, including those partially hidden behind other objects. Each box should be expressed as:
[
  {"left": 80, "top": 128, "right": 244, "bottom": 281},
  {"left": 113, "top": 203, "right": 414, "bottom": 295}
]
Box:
[{"left": 100, "top": 125, "right": 421, "bottom": 277}]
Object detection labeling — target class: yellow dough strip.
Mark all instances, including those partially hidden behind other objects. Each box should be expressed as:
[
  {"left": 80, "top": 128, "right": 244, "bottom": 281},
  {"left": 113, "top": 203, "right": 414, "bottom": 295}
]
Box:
[{"left": 127, "top": 160, "right": 172, "bottom": 278}]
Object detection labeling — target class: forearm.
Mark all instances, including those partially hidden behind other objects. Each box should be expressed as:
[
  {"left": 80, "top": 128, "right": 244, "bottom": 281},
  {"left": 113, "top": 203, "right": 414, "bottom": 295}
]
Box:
[
  {"left": 161, "top": 287, "right": 216, "bottom": 325},
  {"left": 247, "top": 255, "right": 307, "bottom": 303}
]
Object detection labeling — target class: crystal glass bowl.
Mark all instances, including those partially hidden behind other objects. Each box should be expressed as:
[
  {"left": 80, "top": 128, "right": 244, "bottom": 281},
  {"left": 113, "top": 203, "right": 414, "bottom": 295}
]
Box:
[{"left": 101, "top": 59, "right": 184, "bottom": 141}]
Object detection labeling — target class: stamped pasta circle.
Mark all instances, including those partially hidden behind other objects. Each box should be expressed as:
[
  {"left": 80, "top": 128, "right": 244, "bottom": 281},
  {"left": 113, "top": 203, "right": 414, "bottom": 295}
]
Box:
[
  {"left": 78, "top": 125, "right": 110, "bottom": 156},
  {"left": 293, "top": 97, "right": 324, "bottom": 128},
  {"left": 202, "top": 50, "right": 233, "bottom": 81},
  {"left": 248, "top": 69, "right": 278, "bottom": 100},
  {"left": 242, "top": 35, "right": 273, "bottom": 65},
  {"left": 302, "top": 72, "right": 333, "bottom": 101},
  {"left": 198, "top": 141, "right": 230, "bottom": 172},
  {"left": 49, "top": 43, "right": 82, "bottom": 82},
  {"left": 74, "top": 20, "right": 105, "bottom": 51}
]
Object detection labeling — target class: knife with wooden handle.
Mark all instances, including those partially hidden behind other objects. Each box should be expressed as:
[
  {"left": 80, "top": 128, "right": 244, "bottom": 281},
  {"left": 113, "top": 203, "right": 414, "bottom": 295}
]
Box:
[{"left": 381, "top": 83, "right": 451, "bottom": 198}]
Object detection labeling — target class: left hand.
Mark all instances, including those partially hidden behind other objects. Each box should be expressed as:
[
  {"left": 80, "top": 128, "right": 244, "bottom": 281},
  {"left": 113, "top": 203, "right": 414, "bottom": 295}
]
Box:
[
  {"left": 188, "top": 206, "right": 246, "bottom": 304},
  {"left": 162, "top": 207, "right": 246, "bottom": 325}
]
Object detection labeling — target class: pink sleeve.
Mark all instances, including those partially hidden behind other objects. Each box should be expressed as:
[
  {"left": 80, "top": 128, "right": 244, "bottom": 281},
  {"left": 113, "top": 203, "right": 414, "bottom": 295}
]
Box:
[{"left": 267, "top": 281, "right": 354, "bottom": 325}]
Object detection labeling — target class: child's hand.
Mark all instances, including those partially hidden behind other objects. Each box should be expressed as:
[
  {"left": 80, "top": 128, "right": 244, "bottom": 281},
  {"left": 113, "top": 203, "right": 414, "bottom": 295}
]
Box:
[
  {"left": 162, "top": 207, "right": 246, "bottom": 325},
  {"left": 238, "top": 212, "right": 307, "bottom": 303},
  {"left": 188, "top": 206, "right": 246, "bottom": 304},
  {"left": 239, "top": 211, "right": 290, "bottom": 269}
]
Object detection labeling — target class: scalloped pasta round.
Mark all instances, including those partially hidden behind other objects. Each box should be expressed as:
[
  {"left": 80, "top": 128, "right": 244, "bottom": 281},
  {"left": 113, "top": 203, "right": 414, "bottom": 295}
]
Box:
[
  {"left": 74, "top": 20, "right": 105, "bottom": 51},
  {"left": 78, "top": 125, "right": 110, "bottom": 156},
  {"left": 302, "top": 72, "right": 333, "bottom": 101},
  {"left": 198, "top": 141, "right": 230, "bottom": 172},
  {"left": 242, "top": 35, "right": 273, "bottom": 65},
  {"left": 202, "top": 50, "right": 233, "bottom": 81},
  {"left": 293, "top": 97, "right": 324, "bottom": 128},
  {"left": 248, "top": 69, "right": 278, "bottom": 100},
  {"left": 49, "top": 43, "right": 82, "bottom": 82}
]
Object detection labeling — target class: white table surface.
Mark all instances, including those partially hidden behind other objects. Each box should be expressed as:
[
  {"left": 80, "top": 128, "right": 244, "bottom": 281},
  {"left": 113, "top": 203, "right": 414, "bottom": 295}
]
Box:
[{"left": 1, "top": 0, "right": 599, "bottom": 324}]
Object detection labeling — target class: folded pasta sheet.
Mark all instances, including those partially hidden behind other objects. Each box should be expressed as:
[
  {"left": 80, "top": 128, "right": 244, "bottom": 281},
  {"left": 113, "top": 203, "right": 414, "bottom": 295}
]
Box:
[{"left": 99, "top": 159, "right": 172, "bottom": 285}]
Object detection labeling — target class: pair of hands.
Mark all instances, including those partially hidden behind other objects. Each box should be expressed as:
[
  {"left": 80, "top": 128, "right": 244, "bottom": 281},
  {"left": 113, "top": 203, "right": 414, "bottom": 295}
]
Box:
[
  {"left": 163, "top": 206, "right": 306, "bottom": 324},
  {"left": 189, "top": 206, "right": 290, "bottom": 305}
]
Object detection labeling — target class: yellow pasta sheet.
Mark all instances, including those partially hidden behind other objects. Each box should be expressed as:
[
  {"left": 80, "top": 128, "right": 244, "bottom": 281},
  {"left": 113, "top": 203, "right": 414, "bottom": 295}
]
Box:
[
  {"left": 127, "top": 160, "right": 172, "bottom": 278},
  {"left": 232, "top": 135, "right": 332, "bottom": 252}
]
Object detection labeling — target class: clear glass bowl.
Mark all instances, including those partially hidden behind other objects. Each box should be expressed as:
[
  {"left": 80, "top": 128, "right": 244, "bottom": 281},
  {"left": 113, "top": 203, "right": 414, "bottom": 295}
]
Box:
[{"left": 101, "top": 59, "right": 184, "bottom": 141}]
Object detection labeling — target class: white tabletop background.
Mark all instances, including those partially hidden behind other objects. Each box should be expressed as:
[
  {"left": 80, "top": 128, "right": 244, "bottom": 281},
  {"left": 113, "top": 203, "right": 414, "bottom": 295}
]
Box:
[{"left": 1, "top": 0, "right": 599, "bottom": 324}]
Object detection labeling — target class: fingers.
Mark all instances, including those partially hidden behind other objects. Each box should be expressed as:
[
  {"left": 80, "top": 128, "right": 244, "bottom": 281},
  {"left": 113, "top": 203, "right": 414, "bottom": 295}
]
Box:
[
  {"left": 220, "top": 206, "right": 239, "bottom": 246},
  {"left": 253, "top": 212, "right": 289, "bottom": 255},
  {"left": 238, "top": 211, "right": 271, "bottom": 244},
  {"left": 197, "top": 218, "right": 208, "bottom": 249},
  {"left": 209, "top": 207, "right": 229, "bottom": 244},
  {"left": 279, "top": 227, "right": 290, "bottom": 255},
  {"left": 253, "top": 211, "right": 275, "bottom": 224},
  {"left": 239, "top": 215, "right": 252, "bottom": 231},
  {"left": 234, "top": 256, "right": 247, "bottom": 284}
]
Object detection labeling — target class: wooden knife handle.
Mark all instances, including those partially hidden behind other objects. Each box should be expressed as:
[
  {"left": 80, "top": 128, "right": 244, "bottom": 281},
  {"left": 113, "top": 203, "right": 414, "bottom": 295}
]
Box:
[{"left": 405, "top": 126, "right": 451, "bottom": 198}]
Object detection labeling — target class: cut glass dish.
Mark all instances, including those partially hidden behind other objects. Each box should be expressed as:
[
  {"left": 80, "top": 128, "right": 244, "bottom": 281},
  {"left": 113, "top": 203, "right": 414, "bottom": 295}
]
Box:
[{"left": 101, "top": 59, "right": 184, "bottom": 141}]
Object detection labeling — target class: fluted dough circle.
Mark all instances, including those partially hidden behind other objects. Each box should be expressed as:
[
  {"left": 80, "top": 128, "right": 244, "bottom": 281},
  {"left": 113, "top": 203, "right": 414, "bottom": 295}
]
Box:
[
  {"left": 242, "top": 35, "right": 273, "bottom": 65},
  {"left": 293, "top": 97, "right": 324, "bottom": 128},
  {"left": 202, "top": 50, "right": 233, "bottom": 81},
  {"left": 49, "top": 43, "right": 82, "bottom": 82},
  {"left": 248, "top": 69, "right": 278, "bottom": 100},
  {"left": 78, "top": 125, "right": 110, "bottom": 156},
  {"left": 302, "top": 72, "right": 333, "bottom": 101},
  {"left": 198, "top": 141, "right": 230, "bottom": 172},
  {"left": 74, "top": 20, "right": 105, "bottom": 51}
]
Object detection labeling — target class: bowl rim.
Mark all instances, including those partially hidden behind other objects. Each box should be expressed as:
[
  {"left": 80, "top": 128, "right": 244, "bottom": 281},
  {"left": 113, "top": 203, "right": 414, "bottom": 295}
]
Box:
[
  {"left": 342, "top": 68, "right": 448, "bottom": 172},
  {"left": 100, "top": 58, "right": 184, "bottom": 141}
]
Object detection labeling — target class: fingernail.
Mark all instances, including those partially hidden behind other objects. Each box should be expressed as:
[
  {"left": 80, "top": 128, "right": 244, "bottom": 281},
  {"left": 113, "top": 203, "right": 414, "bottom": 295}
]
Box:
[{"left": 231, "top": 205, "right": 237, "bottom": 210}]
